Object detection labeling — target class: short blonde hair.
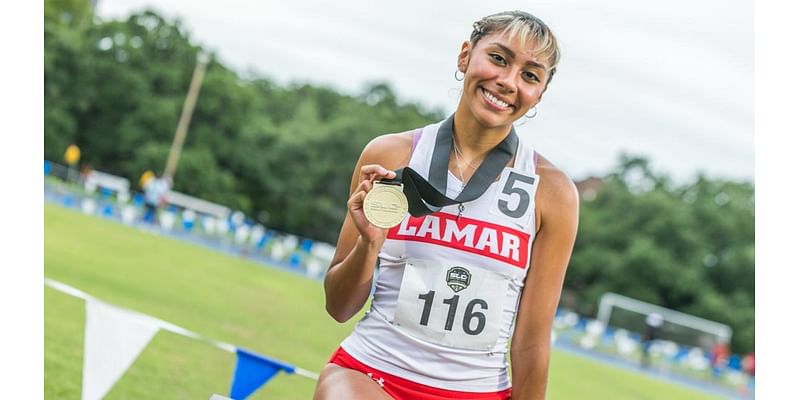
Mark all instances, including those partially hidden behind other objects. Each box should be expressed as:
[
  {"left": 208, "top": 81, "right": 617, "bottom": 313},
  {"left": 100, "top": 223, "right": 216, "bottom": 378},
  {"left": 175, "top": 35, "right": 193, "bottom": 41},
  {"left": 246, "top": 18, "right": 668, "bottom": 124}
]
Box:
[{"left": 470, "top": 11, "right": 561, "bottom": 83}]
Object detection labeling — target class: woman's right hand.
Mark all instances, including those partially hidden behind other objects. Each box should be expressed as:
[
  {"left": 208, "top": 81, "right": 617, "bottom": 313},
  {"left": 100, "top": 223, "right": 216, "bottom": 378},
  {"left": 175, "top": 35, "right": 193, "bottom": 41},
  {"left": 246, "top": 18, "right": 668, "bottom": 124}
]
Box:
[{"left": 347, "top": 164, "right": 397, "bottom": 245}]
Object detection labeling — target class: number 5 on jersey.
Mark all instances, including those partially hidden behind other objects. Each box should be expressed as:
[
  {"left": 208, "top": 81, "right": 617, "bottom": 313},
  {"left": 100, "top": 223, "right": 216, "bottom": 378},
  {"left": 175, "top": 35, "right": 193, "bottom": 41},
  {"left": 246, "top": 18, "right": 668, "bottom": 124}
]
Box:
[{"left": 490, "top": 168, "right": 539, "bottom": 229}]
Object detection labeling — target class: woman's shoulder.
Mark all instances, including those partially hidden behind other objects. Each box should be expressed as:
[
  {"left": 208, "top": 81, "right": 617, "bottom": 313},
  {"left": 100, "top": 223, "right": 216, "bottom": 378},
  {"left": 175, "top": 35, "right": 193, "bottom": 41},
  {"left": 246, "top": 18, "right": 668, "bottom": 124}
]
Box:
[
  {"left": 359, "top": 129, "right": 417, "bottom": 170},
  {"left": 534, "top": 153, "right": 579, "bottom": 218}
]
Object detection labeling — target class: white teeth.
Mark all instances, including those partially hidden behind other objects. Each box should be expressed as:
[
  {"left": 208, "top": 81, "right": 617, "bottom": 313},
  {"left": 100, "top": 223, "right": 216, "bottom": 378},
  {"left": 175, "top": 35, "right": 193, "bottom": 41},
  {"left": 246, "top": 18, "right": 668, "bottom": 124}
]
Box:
[{"left": 482, "top": 89, "right": 510, "bottom": 108}]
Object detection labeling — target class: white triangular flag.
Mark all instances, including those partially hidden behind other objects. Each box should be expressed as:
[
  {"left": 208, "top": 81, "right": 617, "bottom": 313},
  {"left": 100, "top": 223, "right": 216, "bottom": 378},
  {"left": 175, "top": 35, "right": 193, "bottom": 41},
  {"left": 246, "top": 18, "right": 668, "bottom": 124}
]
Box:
[{"left": 82, "top": 301, "right": 160, "bottom": 400}]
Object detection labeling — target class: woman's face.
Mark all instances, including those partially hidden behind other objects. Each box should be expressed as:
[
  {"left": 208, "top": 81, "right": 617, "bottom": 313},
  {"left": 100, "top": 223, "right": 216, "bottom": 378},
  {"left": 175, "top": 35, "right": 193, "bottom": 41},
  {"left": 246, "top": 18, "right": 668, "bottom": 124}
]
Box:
[{"left": 457, "top": 32, "right": 550, "bottom": 129}]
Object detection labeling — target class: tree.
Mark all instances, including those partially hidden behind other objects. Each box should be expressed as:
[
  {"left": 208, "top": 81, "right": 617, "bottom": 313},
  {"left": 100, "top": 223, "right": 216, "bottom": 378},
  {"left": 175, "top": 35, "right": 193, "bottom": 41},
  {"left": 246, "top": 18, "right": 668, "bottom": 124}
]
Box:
[
  {"left": 44, "top": 0, "right": 94, "bottom": 160},
  {"left": 45, "top": 9, "right": 439, "bottom": 243},
  {"left": 566, "top": 155, "right": 754, "bottom": 352}
]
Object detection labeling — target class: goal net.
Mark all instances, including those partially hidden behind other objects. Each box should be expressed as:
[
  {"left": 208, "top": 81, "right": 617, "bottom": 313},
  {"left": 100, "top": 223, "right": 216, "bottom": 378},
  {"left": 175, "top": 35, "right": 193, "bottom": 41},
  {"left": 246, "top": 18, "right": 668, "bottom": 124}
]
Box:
[{"left": 596, "top": 293, "right": 732, "bottom": 351}]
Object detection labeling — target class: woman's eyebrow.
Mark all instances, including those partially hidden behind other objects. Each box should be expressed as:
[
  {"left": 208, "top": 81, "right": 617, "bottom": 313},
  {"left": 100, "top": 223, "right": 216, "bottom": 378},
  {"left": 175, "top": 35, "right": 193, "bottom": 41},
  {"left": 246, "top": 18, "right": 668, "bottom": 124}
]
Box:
[{"left": 490, "top": 42, "right": 547, "bottom": 70}]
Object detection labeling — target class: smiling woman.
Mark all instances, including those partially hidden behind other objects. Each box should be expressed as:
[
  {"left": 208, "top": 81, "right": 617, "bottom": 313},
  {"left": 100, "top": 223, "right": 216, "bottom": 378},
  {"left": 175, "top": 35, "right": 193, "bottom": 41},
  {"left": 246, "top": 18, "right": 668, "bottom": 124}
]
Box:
[
  {"left": 314, "top": 11, "right": 579, "bottom": 400},
  {"left": 455, "top": 20, "right": 556, "bottom": 135}
]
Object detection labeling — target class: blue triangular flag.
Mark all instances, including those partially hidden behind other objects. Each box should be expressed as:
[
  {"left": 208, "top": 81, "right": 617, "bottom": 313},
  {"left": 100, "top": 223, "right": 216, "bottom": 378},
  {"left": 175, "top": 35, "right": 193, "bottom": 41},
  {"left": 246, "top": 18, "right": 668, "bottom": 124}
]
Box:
[{"left": 229, "top": 348, "right": 295, "bottom": 399}]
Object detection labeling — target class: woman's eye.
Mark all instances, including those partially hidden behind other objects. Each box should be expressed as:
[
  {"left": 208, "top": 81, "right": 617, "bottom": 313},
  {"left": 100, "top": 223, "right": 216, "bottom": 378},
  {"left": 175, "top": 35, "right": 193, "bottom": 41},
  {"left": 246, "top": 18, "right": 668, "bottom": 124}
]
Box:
[
  {"left": 523, "top": 71, "right": 540, "bottom": 82},
  {"left": 490, "top": 53, "right": 505, "bottom": 64}
]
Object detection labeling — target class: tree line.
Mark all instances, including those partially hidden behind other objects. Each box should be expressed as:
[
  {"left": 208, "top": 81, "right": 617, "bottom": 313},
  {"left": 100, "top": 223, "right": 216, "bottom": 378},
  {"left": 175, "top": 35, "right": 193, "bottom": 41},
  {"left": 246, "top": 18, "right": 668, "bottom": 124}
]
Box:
[{"left": 45, "top": 1, "right": 754, "bottom": 352}]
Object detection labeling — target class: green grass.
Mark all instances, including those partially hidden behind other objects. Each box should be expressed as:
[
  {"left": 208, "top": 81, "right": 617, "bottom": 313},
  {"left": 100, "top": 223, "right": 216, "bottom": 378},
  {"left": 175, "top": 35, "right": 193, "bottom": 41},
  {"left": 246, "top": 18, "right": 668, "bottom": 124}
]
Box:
[{"left": 44, "top": 203, "right": 721, "bottom": 399}]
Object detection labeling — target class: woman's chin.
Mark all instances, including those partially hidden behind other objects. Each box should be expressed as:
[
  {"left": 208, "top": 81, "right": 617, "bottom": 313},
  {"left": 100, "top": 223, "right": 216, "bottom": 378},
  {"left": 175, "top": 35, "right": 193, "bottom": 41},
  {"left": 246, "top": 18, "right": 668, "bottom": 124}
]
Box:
[{"left": 470, "top": 106, "right": 517, "bottom": 129}]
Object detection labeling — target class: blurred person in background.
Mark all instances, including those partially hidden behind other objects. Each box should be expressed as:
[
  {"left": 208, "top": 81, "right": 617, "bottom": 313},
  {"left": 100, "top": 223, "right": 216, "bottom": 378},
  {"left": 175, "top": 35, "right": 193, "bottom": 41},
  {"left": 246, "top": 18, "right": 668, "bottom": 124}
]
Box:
[
  {"left": 640, "top": 312, "right": 664, "bottom": 369},
  {"left": 315, "top": 10, "right": 578, "bottom": 400},
  {"left": 142, "top": 174, "right": 172, "bottom": 224},
  {"left": 78, "top": 164, "right": 93, "bottom": 186},
  {"left": 710, "top": 341, "right": 730, "bottom": 380},
  {"left": 741, "top": 352, "right": 755, "bottom": 394}
]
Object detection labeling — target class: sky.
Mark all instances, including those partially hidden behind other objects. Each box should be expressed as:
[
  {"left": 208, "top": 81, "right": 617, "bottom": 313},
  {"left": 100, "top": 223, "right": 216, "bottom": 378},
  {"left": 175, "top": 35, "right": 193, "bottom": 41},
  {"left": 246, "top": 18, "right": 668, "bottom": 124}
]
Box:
[{"left": 95, "top": 0, "right": 754, "bottom": 183}]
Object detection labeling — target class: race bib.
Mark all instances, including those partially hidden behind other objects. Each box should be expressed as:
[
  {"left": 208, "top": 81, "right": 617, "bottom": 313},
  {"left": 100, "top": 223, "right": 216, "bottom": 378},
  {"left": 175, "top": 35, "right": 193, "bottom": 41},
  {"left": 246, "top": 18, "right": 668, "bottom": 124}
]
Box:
[{"left": 393, "top": 259, "right": 508, "bottom": 350}]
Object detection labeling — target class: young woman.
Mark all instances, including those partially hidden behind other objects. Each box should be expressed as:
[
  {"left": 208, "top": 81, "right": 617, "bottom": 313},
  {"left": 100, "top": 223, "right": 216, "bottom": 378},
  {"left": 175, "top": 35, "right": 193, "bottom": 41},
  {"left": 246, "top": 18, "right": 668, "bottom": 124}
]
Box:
[{"left": 314, "top": 11, "right": 579, "bottom": 400}]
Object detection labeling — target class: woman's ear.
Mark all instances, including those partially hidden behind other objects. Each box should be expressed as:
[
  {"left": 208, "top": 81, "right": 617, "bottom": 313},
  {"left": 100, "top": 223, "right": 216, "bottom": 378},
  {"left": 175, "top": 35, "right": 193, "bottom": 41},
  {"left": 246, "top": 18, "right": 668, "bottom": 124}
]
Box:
[{"left": 457, "top": 40, "right": 471, "bottom": 72}]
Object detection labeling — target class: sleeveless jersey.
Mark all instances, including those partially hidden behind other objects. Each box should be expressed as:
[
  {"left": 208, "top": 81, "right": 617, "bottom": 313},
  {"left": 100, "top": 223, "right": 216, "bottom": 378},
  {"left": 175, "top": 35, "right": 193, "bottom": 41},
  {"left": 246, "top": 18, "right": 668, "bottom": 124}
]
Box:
[{"left": 340, "top": 119, "right": 540, "bottom": 392}]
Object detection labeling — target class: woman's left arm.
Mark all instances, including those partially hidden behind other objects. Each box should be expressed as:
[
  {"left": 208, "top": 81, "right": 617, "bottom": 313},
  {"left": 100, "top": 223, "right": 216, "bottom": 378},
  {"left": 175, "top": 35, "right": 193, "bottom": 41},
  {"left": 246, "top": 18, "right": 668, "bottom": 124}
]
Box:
[{"left": 510, "top": 163, "right": 579, "bottom": 400}]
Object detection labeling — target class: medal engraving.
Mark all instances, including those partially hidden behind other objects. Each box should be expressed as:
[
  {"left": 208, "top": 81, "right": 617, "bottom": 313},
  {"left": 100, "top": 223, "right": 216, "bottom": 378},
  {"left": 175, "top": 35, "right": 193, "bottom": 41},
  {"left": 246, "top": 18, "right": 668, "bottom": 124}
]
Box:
[{"left": 364, "top": 182, "right": 408, "bottom": 228}]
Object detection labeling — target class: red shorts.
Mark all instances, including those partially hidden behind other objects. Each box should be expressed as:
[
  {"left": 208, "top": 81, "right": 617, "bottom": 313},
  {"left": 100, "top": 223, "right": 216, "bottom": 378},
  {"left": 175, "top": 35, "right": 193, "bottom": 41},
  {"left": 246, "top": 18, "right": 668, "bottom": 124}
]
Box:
[{"left": 328, "top": 347, "right": 512, "bottom": 400}]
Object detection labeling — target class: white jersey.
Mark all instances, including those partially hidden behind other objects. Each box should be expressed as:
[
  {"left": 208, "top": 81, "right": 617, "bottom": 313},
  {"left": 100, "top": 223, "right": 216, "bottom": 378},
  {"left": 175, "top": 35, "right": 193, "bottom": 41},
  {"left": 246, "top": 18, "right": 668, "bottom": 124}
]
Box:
[{"left": 340, "top": 119, "right": 539, "bottom": 392}]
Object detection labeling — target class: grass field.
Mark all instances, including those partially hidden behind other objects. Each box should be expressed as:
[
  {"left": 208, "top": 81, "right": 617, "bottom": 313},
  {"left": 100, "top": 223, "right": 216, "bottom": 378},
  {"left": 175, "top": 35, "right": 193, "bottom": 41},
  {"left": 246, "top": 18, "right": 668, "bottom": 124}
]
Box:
[{"left": 44, "top": 203, "right": 721, "bottom": 399}]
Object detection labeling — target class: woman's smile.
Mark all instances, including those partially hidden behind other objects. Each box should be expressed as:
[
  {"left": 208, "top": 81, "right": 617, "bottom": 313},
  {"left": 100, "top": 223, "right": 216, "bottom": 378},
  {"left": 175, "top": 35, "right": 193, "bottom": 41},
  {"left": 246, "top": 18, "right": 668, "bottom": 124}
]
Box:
[{"left": 480, "top": 87, "right": 514, "bottom": 112}]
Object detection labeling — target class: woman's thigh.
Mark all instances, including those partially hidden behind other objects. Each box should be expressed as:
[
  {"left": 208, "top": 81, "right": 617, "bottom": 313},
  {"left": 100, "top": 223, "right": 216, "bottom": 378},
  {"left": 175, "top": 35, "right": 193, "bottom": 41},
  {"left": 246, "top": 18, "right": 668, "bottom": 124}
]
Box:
[{"left": 313, "top": 363, "right": 393, "bottom": 400}]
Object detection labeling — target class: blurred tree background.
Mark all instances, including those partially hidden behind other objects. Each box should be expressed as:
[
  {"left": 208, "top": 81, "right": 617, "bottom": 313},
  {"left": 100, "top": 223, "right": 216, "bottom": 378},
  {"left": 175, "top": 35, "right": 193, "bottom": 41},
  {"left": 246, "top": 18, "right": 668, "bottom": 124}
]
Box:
[
  {"left": 44, "top": 0, "right": 440, "bottom": 242},
  {"left": 44, "top": 1, "right": 754, "bottom": 353},
  {"left": 566, "top": 156, "right": 754, "bottom": 353}
]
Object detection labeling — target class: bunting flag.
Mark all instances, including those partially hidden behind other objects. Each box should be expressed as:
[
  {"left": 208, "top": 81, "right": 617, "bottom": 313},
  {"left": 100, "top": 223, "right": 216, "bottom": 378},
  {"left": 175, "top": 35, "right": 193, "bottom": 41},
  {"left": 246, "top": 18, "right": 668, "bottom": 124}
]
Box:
[
  {"left": 82, "top": 301, "right": 161, "bottom": 400},
  {"left": 230, "top": 349, "right": 296, "bottom": 399},
  {"left": 45, "top": 278, "right": 319, "bottom": 399}
]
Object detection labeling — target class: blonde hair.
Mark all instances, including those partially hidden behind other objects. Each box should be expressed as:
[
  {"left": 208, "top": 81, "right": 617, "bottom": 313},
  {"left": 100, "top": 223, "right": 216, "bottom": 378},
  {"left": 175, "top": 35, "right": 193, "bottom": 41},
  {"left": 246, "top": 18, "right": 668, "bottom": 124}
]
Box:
[{"left": 470, "top": 11, "right": 561, "bottom": 83}]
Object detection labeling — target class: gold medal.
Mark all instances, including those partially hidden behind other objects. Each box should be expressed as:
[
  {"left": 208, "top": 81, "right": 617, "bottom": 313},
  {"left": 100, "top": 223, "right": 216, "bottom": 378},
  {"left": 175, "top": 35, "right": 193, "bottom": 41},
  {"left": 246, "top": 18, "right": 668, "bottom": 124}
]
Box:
[{"left": 363, "top": 182, "right": 408, "bottom": 228}]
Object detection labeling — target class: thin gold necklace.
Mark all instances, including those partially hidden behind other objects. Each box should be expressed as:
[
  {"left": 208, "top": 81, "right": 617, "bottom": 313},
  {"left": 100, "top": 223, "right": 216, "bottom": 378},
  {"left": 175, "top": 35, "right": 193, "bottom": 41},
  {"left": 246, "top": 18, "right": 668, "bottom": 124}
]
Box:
[
  {"left": 452, "top": 139, "right": 470, "bottom": 189},
  {"left": 454, "top": 138, "right": 483, "bottom": 178},
  {"left": 453, "top": 138, "right": 480, "bottom": 170}
]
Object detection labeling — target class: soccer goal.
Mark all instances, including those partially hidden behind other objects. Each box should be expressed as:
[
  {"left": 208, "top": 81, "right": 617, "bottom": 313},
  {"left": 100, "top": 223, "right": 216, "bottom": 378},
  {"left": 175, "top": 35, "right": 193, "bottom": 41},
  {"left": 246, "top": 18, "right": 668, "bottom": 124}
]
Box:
[{"left": 596, "top": 293, "right": 732, "bottom": 351}]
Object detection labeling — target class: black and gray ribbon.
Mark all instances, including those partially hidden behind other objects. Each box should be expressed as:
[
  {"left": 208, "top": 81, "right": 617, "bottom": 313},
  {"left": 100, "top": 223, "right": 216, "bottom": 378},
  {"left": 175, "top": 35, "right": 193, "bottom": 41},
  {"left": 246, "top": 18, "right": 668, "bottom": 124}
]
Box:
[{"left": 382, "top": 114, "right": 518, "bottom": 217}]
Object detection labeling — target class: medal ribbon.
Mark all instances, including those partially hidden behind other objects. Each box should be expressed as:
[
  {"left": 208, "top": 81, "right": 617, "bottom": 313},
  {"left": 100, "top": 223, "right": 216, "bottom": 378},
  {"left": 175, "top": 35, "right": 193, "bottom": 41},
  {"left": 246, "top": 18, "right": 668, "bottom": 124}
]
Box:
[{"left": 384, "top": 114, "right": 518, "bottom": 217}]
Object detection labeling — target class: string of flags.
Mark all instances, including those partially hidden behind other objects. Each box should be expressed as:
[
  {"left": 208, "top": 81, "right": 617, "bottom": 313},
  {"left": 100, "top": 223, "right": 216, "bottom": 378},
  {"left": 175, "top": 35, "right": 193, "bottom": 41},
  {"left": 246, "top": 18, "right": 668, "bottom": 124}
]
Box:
[{"left": 44, "top": 278, "right": 318, "bottom": 400}]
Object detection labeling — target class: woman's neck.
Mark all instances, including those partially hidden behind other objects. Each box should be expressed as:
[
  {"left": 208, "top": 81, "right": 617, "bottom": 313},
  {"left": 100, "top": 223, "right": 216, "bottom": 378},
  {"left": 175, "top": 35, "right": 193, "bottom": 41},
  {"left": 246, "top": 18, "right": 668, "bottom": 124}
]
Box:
[{"left": 452, "top": 110, "right": 513, "bottom": 162}]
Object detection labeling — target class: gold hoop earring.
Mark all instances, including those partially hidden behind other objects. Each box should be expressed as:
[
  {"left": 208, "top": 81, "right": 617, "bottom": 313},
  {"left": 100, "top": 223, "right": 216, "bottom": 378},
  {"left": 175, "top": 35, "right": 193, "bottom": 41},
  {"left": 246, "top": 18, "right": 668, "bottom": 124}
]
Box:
[
  {"left": 525, "top": 107, "right": 538, "bottom": 119},
  {"left": 454, "top": 70, "right": 465, "bottom": 81}
]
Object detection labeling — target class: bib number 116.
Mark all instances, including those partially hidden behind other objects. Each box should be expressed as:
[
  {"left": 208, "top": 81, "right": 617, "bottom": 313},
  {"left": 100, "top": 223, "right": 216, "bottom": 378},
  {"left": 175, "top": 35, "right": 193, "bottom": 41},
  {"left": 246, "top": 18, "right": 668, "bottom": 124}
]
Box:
[{"left": 417, "top": 290, "right": 487, "bottom": 335}]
